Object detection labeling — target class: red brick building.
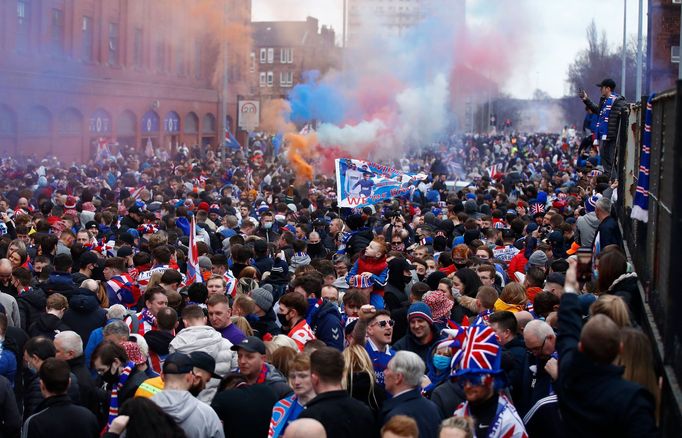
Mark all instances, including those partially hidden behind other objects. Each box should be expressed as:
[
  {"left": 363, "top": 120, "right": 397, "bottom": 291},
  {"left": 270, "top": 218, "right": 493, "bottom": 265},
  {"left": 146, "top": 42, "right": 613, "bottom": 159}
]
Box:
[
  {"left": 648, "top": 0, "right": 681, "bottom": 93},
  {"left": 0, "top": 0, "right": 252, "bottom": 162},
  {"left": 251, "top": 17, "right": 340, "bottom": 107}
]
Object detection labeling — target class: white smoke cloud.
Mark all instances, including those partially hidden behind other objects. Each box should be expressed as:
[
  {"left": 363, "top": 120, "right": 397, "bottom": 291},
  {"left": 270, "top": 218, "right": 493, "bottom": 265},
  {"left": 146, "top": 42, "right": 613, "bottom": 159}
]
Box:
[
  {"left": 317, "top": 119, "right": 386, "bottom": 149},
  {"left": 395, "top": 73, "right": 450, "bottom": 147}
]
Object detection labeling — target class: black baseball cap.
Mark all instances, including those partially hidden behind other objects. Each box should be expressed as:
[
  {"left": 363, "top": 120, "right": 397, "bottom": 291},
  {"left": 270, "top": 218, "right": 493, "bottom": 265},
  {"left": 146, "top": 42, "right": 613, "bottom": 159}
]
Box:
[
  {"left": 190, "top": 351, "right": 221, "bottom": 379},
  {"left": 230, "top": 336, "right": 266, "bottom": 354},
  {"left": 596, "top": 78, "right": 616, "bottom": 90},
  {"left": 163, "top": 352, "right": 194, "bottom": 375}
]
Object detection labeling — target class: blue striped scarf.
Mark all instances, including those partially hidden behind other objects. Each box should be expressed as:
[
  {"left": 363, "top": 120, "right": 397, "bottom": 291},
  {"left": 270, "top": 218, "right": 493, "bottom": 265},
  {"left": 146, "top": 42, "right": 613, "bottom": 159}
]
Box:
[
  {"left": 107, "top": 361, "right": 134, "bottom": 428},
  {"left": 632, "top": 94, "right": 656, "bottom": 222},
  {"left": 596, "top": 93, "right": 619, "bottom": 140}
]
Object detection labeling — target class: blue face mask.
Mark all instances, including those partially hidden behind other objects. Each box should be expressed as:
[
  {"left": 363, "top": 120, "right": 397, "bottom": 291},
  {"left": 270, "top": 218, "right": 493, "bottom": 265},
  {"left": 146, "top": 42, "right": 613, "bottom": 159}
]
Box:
[{"left": 433, "top": 354, "right": 451, "bottom": 371}]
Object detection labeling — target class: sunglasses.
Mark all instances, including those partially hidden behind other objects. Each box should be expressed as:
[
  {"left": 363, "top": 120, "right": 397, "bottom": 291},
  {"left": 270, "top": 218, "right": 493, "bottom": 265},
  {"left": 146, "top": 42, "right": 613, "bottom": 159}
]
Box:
[
  {"left": 457, "top": 373, "right": 491, "bottom": 387},
  {"left": 373, "top": 319, "right": 395, "bottom": 328}
]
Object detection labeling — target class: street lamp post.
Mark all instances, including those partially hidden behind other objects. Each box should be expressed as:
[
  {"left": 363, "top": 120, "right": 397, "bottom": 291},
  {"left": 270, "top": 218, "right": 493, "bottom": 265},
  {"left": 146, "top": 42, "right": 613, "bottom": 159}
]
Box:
[
  {"left": 621, "top": 0, "right": 627, "bottom": 96},
  {"left": 635, "top": 0, "right": 643, "bottom": 100}
]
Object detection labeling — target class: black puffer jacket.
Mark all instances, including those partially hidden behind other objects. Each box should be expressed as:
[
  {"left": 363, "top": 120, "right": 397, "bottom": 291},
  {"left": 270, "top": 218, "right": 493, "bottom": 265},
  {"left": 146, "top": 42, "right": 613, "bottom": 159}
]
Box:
[
  {"left": 28, "top": 314, "right": 71, "bottom": 340},
  {"left": 62, "top": 288, "right": 107, "bottom": 345},
  {"left": 606, "top": 272, "right": 642, "bottom": 325},
  {"left": 584, "top": 94, "right": 628, "bottom": 143},
  {"left": 17, "top": 288, "right": 46, "bottom": 332}
]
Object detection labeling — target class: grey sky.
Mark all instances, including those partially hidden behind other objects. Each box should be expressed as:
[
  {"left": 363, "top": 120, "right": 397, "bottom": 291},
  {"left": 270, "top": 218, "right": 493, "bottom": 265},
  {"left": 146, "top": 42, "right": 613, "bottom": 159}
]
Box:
[{"left": 252, "top": 0, "right": 648, "bottom": 98}]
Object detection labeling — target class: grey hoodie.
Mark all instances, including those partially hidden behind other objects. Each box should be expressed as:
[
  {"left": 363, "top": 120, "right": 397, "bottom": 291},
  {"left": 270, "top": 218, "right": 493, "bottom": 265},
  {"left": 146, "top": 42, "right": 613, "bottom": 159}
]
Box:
[
  {"left": 575, "top": 212, "right": 600, "bottom": 247},
  {"left": 152, "top": 390, "right": 224, "bottom": 438}
]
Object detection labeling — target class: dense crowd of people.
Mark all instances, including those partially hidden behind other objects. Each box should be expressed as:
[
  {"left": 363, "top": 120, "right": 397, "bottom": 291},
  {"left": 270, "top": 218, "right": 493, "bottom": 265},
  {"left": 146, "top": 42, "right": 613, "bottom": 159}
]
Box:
[{"left": 0, "top": 96, "right": 659, "bottom": 438}]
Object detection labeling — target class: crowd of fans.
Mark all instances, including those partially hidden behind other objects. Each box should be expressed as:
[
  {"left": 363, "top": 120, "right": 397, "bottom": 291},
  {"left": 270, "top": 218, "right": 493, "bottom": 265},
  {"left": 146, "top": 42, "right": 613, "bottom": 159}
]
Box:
[{"left": 0, "top": 122, "right": 659, "bottom": 438}]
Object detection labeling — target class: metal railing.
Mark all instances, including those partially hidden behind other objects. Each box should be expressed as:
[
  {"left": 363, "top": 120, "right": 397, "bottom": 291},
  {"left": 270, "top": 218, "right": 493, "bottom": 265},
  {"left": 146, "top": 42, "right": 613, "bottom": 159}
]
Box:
[{"left": 616, "top": 86, "right": 682, "bottom": 434}]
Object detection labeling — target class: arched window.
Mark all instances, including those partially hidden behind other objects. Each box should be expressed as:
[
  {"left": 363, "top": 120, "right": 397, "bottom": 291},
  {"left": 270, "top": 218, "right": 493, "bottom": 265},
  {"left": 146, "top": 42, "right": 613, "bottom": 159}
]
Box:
[
  {"left": 58, "top": 108, "right": 83, "bottom": 134},
  {"left": 0, "top": 105, "right": 17, "bottom": 135},
  {"left": 117, "top": 110, "right": 137, "bottom": 136},
  {"left": 25, "top": 106, "right": 52, "bottom": 135},
  {"left": 141, "top": 110, "right": 160, "bottom": 134},
  {"left": 89, "top": 109, "right": 112, "bottom": 134},
  {"left": 185, "top": 112, "right": 198, "bottom": 133},
  {"left": 202, "top": 113, "right": 216, "bottom": 134},
  {"left": 164, "top": 111, "right": 180, "bottom": 133}
]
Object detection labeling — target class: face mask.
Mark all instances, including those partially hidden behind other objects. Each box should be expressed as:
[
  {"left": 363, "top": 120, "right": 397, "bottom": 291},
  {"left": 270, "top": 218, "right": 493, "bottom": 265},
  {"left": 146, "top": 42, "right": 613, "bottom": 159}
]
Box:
[
  {"left": 454, "top": 262, "right": 467, "bottom": 270},
  {"left": 433, "top": 354, "right": 451, "bottom": 371},
  {"left": 275, "top": 214, "right": 286, "bottom": 223},
  {"left": 277, "top": 312, "right": 289, "bottom": 328},
  {"left": 426, "top": 268, "right": 436, "bottom": 275},
  {"left": 592, "top": 268, "right": 599, "bottom": 281},
  {"left": 101, "top": 366, "right": 119, "bottom": 385},
  {"left": 263, "top": 222, "right": 273, "bottom": 229},
  {"left": 403, "top": 274, "right": 413, "bottom": 283},
  {"left": 392, "top": 244, "right": 405, "bottom": 252},
  {"left": 417, "top": 273, "right": 425, "bottom": 282},
  {"left": 27, "top": 362, "right": 38, "bottom": 374}
]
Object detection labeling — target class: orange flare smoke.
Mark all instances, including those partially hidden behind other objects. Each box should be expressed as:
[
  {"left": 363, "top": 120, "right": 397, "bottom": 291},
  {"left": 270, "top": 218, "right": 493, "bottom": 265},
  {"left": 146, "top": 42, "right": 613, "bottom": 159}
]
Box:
[{"left": 285, "top": 133, "right": 316, "bottom": 183}]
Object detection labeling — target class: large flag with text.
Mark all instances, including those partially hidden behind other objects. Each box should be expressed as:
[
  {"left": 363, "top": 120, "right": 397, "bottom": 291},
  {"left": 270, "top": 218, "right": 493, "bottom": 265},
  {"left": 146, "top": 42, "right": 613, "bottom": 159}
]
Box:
[{"left": 335, "top": 158, "right": 426, "bottom": 208}]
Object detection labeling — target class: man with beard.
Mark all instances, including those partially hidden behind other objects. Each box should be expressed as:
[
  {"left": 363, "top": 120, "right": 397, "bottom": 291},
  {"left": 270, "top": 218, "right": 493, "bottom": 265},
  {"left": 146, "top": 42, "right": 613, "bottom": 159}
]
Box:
[{"left": 151, "top": 352, "right": 224, "bottom": 437}]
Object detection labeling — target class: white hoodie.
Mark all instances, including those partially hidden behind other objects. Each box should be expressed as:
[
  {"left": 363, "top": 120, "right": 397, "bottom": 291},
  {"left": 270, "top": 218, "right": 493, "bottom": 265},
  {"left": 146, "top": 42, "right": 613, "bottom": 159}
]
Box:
[{"left": 169, "top": 325, "right": 237, "bottom": 403}]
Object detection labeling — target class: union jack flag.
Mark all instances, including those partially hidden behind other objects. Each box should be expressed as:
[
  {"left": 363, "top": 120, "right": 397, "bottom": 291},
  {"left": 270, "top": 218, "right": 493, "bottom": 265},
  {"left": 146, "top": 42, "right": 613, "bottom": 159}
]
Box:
[
  {"left": 451, "top": 324, "right": 501, "bottom": 376},
  {"left": 529, "top": 202, "right": 545, "bottom": 215},
  {"left": 126, "top": 186, "right": 145, "bottom": 201},
  {"left": 487, "top": 163, "right": 502, "bottom": 179},
  {"left": 186, "top": 215, "right": 202, "bottom": 286},
  {"left": 223, "top": 271, "right": 237, "bottom": 297}
]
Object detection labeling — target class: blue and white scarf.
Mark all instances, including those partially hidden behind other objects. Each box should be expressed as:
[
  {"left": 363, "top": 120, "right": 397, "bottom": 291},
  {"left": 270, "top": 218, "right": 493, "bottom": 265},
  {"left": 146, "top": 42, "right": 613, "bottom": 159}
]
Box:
[
  {"left": 632, "top": 93, "right": 655, "bottom": 222},
  {"left": 596, "top": 93, "right": 619, "bottom": 140}
]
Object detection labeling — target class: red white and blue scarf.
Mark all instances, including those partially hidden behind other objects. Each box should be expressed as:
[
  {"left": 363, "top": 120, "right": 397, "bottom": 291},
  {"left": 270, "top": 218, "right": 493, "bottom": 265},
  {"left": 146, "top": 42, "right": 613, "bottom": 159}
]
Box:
[{"left": 107, "top": 361, "right": 134, "bottom": 428}]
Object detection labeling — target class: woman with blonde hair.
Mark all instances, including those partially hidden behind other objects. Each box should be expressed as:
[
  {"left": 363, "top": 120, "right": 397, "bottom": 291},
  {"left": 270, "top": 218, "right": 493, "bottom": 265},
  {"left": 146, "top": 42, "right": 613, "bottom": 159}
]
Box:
[
  {"left": 266, "top": 334, "right": 299, "bottom": 359},
  {"left": 145, "top": 271, "right": 164, "bottom": 292},
  {"left": 342, "top": 343, "right": 385, "bottom": 414},
  {"left": 230, "top": 315, "right": 254, "bottom": 336},
  {"left": 589, "top": 294, "right": 631, "bottom": 328},
  {"left": 494, "top": 282, "right": 528, "bottom": 312},
  {"left": 618, "top": 328, "right": 660, "bottom": 424}
]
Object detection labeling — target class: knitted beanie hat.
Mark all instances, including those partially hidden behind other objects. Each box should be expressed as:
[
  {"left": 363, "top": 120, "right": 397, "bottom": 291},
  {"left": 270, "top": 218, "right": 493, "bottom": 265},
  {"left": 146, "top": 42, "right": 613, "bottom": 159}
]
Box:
[
  {"left": 251, "top": 285, "right": 274, "bottom": 311},
  {"left": 407, "top": 302, "right": 434, "bottom": 325}
]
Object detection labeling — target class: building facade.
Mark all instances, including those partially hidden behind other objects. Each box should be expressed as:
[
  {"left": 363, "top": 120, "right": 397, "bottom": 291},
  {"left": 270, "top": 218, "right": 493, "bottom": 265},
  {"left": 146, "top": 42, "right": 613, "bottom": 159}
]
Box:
[
  {"left": 648, "top": 0, "right": 681, "bottom": 93},
  {"left": 0, "top": 0, "right": 252, "bottom": 162},
  {"left": 251, "top": 17, "right": 340, "bottom": 107},
  {"left": 345, "top": 0, "right": 464, "bottom": 46}
]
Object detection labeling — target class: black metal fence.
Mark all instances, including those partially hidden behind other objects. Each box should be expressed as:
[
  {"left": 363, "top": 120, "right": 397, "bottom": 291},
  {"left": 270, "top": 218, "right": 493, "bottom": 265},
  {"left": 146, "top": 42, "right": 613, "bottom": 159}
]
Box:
[{"left": 616, "top": 85, "right": 682, "bottom": 434}]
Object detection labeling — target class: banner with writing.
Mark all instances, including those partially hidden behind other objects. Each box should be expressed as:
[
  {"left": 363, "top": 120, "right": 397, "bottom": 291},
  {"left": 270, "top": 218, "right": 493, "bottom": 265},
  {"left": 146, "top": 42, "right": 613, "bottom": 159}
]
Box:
[{"left": 335, "top": 158, "right": 426, "bottom": 208}]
